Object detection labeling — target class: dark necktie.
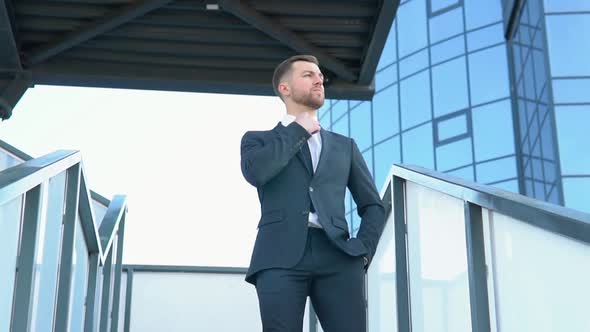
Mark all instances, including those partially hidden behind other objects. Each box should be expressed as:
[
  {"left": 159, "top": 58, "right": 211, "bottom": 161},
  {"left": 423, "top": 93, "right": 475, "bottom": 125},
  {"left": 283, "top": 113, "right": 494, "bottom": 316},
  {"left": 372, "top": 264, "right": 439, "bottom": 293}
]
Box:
[{"left": 301, "top": 142, "right": 316, "bottom": 213}]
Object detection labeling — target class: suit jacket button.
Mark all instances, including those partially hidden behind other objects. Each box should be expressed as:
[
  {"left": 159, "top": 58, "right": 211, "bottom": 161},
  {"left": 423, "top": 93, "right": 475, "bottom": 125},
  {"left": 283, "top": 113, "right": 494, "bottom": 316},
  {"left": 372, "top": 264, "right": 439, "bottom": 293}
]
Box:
[{"left": 309, "top": 187, "right": 314, "bottom": 192}]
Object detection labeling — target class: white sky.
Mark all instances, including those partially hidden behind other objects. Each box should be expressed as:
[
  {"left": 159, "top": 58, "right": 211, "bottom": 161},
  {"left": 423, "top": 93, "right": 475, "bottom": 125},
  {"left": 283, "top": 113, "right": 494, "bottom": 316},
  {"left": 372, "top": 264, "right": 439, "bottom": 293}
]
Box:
[{"left": 0, "top": 85, "right": 287, "bottom": 267}]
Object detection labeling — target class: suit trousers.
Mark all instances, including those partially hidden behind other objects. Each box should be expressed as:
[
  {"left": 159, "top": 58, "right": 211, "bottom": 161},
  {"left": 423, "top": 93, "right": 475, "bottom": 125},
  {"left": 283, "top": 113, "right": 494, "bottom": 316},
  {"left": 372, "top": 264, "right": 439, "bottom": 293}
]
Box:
[{"left": 255, "top": 227, "right": 366, "bottom": 332}]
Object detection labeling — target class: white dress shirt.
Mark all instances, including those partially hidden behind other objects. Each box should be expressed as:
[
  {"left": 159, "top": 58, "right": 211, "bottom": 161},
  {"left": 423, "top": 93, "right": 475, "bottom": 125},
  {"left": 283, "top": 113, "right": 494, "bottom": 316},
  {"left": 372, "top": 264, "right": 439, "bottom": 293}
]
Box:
[{"left": 281, "top": 114, "right": 322, "bottom": 228}]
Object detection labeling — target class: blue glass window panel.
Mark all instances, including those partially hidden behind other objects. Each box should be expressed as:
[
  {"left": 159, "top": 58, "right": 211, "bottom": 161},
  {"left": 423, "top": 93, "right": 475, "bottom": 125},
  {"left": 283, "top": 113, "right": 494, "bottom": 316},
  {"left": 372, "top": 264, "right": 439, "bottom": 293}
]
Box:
[
  {"left": 437, "top": 113, "right": 468, "bottom": 142},
  {"left": 464, "top": 0, "right": 502, "bottom": 30},
  {"left": 555, "top": 106, "right": 590, "bottom": 175},
  {"left": 533, "top": 180, "right": 545, "bottom": 200},
  {"left": 472, "top": 100, "right": 515, "bottom": 161},
  {"left": 432, "top": 57, "right": 469, "bottom": 116},
  {"left": 319, "top": 108, "right": 331, "bottom": 129},
  {"left": 350, "top": 102, "right": 372, "bottom": 151},
  {"left": 431, "top": 0, "right": 460, "bottom": 13},
  {"left": 332, "top": 100, "right": 348, "bottom": 122},
  {"left": 546, "top": 14, "right": 590, "bottom": 76},
  {"left": 429, "top": 7, "right": 464, "bottom": 44},
  {"left": 402, "top": 123, "right": 435, "bottom": 168},
  {"left": 543, "top": 160, "right": 558, "bottom": 183},
  {"left": 476, "top": 156, "right": 517, "bottom": 183},
  {"left": 544, "top": 0, "right": 590, "bottom": 12},
  {"left": 468, "top": 45, "right": 510, "bottom": 106},
  {"left": 397, "top": 0, "right": 428, "bottom": 57},
  {"left": 532, "top": 50, "right": 547, "bottom": 99},
  {"left": 492, "top": 179, "right": 519, "bottom": 193},
  {"left": 524, "top": 52, "right": 537, "bottom": 100},
  {"left": 445, "top": 165, "right": 474, "bottom": 181},
  {"left": 374, "top": 136, "right": 401, "bottom": 188},
  {"left": 526, "top": 0, "right": 542, "bottom": 26},
  {"left": 539, "top": 110, "right": 556, "bottom": 161},
  {"left": 436, "top": 138, "right": 473, "bottom": 171},
  {"left": 332, "top": 114, "right": 349, "bottom": 136},
  {"left": 512, "top": 44, "right": 522, "bottom": 79},
  {"left": 431, "top": 35, "right": 465, "bottom": 65},
  {"left": 466, "top": 23, "right": 504, "bottom": 51},
  {"left": 400, "top": 49, "right": 429, "bottom": 78},
  {"left": 401, "top": 71, "right": 432, "bottom": 130},
  {"left": 376, "top": 64, "right": 398, "bottom": 91},
  {"left": 553, "top": 79, "right": 590, "bottom": 104},
  {"left": 547, "top": 184, "right": 561, "bottom": 204},
  {"left": 563, "top": 177, "right": 590, "bottom": 214},
  {"left": 378, "top": 23, "right": 397, "bottom": 70},
  {"left": 373, "top": 86, "right": 400, "bottom": 142},
  {"left": 345, "top": 189, "right": 351, "bottom": 213}
]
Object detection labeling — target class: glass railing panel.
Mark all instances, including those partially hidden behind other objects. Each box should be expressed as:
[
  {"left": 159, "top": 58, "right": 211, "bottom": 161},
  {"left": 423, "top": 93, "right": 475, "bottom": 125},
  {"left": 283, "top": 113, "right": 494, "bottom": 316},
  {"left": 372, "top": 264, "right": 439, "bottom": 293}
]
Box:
[
  {"left": 0, "top": 195, "right": 24, "bottom": 332},
  {"left": 129, "top": 271, "right": 261, "bottom": 331},
  {"left": 405, "top": 181, "right": 472, "bottom": 332},
  {"left": 117, "top": 272, "right": 128, "bottom": 332},
  {"left": 29, "top": 171, "right": 67, "bottom": 332},
  {"left": 93, "top": 201, "right": 107, "bottom": 227},
  {"left": 367, "top": 208, "right": 397, "bottom": 332},
  {"left": 68, "top": 213, "right": 90, "bottom": 331},
  {"left": 0, "top": 147, "right": 22, "bottom": 172},
  {"left": 489, "top": 210, "right": 590, "bottom": 331}
]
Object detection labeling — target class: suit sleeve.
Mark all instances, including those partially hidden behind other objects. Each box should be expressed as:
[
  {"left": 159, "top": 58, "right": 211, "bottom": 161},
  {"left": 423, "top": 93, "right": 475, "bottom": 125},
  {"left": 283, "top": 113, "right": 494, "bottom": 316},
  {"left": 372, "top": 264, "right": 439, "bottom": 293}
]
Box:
[
  {"left": 347, "top": 139, "right": 385, "bottom": 265},
  {"left": 241, "top": 122, "right": 311, "bottom": 187}
]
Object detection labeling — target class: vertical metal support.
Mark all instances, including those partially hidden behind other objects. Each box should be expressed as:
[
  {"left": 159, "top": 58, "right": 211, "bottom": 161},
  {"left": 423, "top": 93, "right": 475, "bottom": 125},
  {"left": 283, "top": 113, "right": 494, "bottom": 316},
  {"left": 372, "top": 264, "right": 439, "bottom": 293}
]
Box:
[
  {"left": 110, "top": 214, "right": 126, "bottom": 332},
  {"left": 99, "top": 248, "right": 114, "bottom": 332},
  {"left": 393, "top": 176, "right": 411, "bottom": 332},
  {"left": 10, "top": 184, "right": 43, "bottom": 332},
  {"left": 464, "top": 202, "right": 492, "bottom": 332},
  {"left": 123, "top": 268, "right": 134, "bottom": 332},
  {"left": 54, "top": 163, "right": 82, "bottom": 331},
  {"left": 84, "top": 252, "right": 101, "bottom": 332}
]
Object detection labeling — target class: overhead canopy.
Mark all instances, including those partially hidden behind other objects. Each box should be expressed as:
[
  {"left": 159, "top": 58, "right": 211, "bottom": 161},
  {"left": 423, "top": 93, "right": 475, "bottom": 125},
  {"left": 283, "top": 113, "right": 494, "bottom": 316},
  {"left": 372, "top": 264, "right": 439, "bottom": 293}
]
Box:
[{"left": 0, "top": 0, "right": 399, "bottom": 119}]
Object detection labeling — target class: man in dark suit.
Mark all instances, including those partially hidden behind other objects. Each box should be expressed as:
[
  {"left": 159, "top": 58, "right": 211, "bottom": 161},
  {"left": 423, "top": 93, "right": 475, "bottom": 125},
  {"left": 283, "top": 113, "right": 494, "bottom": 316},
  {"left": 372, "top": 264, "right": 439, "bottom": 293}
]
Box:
[{"left": 240, "top": 55, "right": 385, "bottom": 332}]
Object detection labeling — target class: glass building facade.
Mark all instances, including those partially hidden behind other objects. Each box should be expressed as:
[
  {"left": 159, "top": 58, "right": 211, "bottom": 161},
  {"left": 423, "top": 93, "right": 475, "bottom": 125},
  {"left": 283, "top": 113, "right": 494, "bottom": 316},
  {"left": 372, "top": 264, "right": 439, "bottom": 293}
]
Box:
[{"left": 317, "top": 0, "right": 590, "bottom": 233}]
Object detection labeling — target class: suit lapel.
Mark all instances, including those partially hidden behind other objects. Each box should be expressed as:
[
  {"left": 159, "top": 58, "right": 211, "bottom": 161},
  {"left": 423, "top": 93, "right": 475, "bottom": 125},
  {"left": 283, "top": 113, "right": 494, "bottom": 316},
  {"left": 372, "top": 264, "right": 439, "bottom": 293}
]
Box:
[{"left": 314, "top": 129, "right": 331, "bottom": 178}]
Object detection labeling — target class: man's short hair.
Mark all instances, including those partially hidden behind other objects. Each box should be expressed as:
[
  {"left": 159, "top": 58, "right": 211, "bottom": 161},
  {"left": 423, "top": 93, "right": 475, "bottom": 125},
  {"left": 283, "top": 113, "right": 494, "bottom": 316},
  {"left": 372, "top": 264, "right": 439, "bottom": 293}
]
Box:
[{"left": 272, "top": 55, "right": 319, "bottom": 99}]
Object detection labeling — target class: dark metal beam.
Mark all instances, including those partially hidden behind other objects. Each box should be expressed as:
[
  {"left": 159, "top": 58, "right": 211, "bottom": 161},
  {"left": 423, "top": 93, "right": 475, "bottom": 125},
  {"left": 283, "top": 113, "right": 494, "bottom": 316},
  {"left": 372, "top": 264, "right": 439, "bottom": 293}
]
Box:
[
  {"left": 0, "top": 74, "right": 32, "bottom": 120},
  {"left": 0, "top": 0, "right": 22, "bottom": 70},
  {"left": 32, "top": 60, "right": 374, "bottom": 100},
  {"left": 252, "top": 1, "right": 375, "bottom": 17},
  {"left": 503, "top": 0, "right": 526, "bottom": 40},
  {"left": 358, "top": 0, "right": 399, "bottom": 85},
  {"left": 219, "top": 0, "right": 357, "bottom": 82},
  {"left": 28, "top": 0, "right": 173, "bottom": 65}
]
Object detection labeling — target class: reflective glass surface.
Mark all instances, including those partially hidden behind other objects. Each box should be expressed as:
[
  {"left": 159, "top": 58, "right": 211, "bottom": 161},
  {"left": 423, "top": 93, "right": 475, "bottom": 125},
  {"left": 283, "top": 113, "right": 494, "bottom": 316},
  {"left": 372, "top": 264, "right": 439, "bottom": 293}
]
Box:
[
  {"left": 562, "top": 177, "right": 590, "bottom": 214},
  {"left": 476, "top": 156, "right": 517, "bottom": 184},
  {"left": 68, "top": 214, "right": 90, "bottom": 331},
  {"left": 468, "top": 45, "right": 510, "bottom": 106},
  {"left": 552, "top": 79, "right": 590, "bottom": 104},
  {"left": 400, "top": 49, "right": 429, "bottom": 78},
  {"left": 401, "top": 71, "right": 432, "bottom": 130},
  {"left": 429, "top": 7, "right": 464, "bottom": 43},
  {"left": 436, "top": 112, "right": 468, "bottom": 142},
  {"left": 546, "top": 14, "right": 590, "bottom": 76},
  {"left": 432, "top": 57, "right": 469, "bottom": 116},
  {"left": 406, "top": 182, "right": 472, "bottom": 332},
  {"left": 374, "top": 136, "right": 401, "bottom": 188},
  {"left": 0, "top": 149, "right": 21, "bottom": 172},
  {"left": 466, "top": 23, "right": 504, "bottom": 51},
  {"left": 431, "top": 36, "right": 465, "bottom": 65},
  {"left": 555, "top": 106, "right": 590, "bottom": 175},
  {"left": 350, "top": 102, "right": 372, "bottom": 151},
  {"left": 544, "top": 0, "right": 590, "bottom": 12},
  {"left": 0, "top": 195, "right": 23, "bottom": 332},
  {"left": 30, "top": 172, "right": 67, "bottom": 332},
  {"left": 397, "top": 0, "right": 428, "bottom": 57},
  {"left": 436, "top": 138, "right": 473, "bottom": 171},
  {"left": 402, "top": 123, "right": 435, "bottom": 169},
  {"left": 431, "top": 0, "right": 460, "bottom": 13},
  {"left": 375, "top": 64, "right": 398, "bottom": 91},
  {"left": 373, "top": 86, "right": 400, "bottom": 143},
  {"left": 491, "top": 211, "right": 590, "bottom": 330},
  {"left": 378, "top": 22, "right": 397, "bottom": 69},
  {"left": 464, "top": 0, "right": 502, "bottom": 30},
  {"left": 471, "top": 100, "right": 515, "bottom": 161}
]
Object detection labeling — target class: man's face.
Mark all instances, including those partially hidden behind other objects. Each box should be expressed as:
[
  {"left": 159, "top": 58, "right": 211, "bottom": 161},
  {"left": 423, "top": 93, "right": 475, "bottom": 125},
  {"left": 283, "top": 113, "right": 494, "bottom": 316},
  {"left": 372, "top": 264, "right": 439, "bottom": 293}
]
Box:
[{"left": 285, "top": 61, "right": 325, "bottom": 109}]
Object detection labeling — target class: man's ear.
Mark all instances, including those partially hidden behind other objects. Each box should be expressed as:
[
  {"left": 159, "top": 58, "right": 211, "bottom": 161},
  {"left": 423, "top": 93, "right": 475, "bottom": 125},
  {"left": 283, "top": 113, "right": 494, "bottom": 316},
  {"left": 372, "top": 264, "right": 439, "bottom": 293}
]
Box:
[{"left": 278, "top": 82, "right": 290, "bottom": 98}]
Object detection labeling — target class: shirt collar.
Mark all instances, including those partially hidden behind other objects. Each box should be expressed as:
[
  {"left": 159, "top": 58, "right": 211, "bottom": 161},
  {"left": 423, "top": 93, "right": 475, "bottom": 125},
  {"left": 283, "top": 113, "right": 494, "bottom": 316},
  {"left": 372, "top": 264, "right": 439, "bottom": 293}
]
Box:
[{"left": 281, "top": 114, "right": 296, "bottom": 127}]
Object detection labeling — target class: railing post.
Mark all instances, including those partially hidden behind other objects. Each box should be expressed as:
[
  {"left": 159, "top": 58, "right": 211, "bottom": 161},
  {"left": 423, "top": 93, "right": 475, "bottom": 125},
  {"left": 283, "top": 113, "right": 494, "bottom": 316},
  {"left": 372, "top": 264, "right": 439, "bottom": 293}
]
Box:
[
  {"left": 464, "top": 202, "right": 492, "bottom": 332},
  {"left": 123, "top": 268, "right": 134, "bottom": 332},
  {"left": 110, "top": 213, "right": 127, "bottom": 332},
  {"left": 55, "top": 163, "right": 82, "bottom": 331},
  {"left": 84, "top": 252, "right": 101, "bottom": 332},
  {"left": 393, "top": 176, "right": 411, "bottom": 332}
]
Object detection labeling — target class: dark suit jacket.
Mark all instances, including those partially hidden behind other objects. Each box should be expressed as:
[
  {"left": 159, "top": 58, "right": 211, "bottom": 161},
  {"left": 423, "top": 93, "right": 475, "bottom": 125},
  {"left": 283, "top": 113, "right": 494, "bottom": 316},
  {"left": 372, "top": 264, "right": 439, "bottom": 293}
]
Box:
[{"left": 241, "top": 121, "right": 385, "bottom": 285}]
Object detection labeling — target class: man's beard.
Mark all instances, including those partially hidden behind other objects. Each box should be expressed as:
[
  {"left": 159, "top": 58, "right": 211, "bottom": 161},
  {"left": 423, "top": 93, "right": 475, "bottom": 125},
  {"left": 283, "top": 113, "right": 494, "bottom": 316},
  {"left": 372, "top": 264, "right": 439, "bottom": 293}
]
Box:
[{"left": 293, "top": 89, "right": 325, "bottom": 109}]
